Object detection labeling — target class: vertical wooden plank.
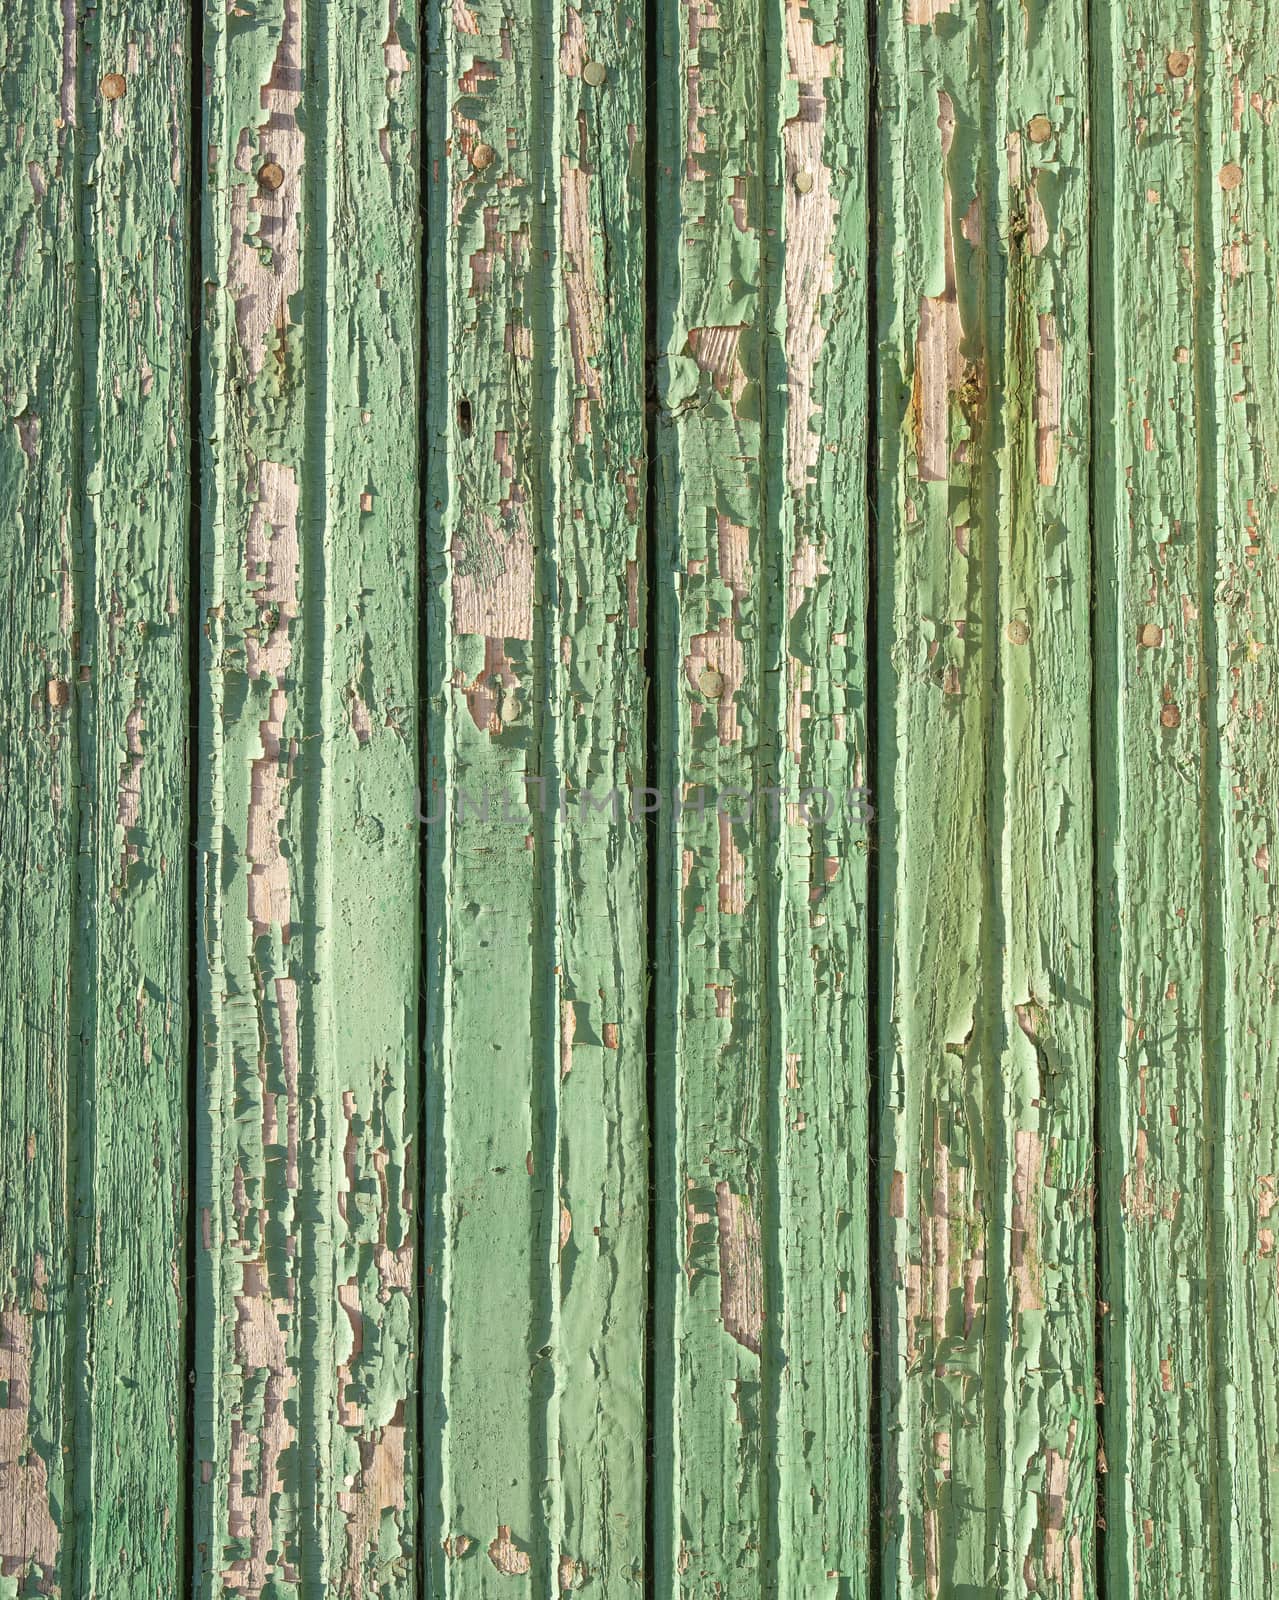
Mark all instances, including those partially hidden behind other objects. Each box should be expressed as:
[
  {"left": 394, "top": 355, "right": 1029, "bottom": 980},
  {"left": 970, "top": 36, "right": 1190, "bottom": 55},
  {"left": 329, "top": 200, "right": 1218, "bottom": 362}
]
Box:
[
  {"left": 1, "top": 4, "right": 194, "bottom": 1592},
  {"left": 1207, "top": 5, "right": 1279, "bottom": 1594},
  {"left": 422, "top": 0, "right": 648, "bottom": 1583},
  {"left": 653, "top": 0, "right": 873, "bottom": 1586},
  {"left": 876, "top": 0, "right": 1095, "bottom": 1587},
  {"left": 768, "top": 0, "right": 873, "bottom": 1593},
  {"left": 549, "top": 0, "right": 649, "bottom": 1589},
  {"left": 1092, "top": 0, "right": 1220, "bottom": 1590},
  {"left": 652, "top": 0, "right": 769, "bottom": 1579},
  {"left": 0, "top": 7, "right": 81, "bottom": 1591},
  {"left": 195, "top": 0, "right": 422, "bottom": 1590},
  {"left": 422, "top": 0, "right": 545, "bottom": 1582},
  {"left": 996, "top": 9, "right": 1096, "bottom": 1592},
  {"left": 72, "top": 5, "right": 195, "bottom": 1590},
  {"left": 874, "top": 5, "right": 999, "bottom": 1584}
]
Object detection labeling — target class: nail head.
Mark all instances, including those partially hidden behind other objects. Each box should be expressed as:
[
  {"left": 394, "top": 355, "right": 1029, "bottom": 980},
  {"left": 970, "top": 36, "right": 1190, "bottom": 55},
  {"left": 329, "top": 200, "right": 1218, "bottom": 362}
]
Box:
[
  {"left": 794, "top": 170, "right": 814, "bottom": 194},
  {"left": 471, "top": 142, "right": 495, "bottom": 171},
  {"left": 100, "top": 73, "right": 127, "bottom": 101},
  {"left": 1219, "top": 162, "right": 1244, "bottom": 191},
  {"left": 698, "top": 668, "right": 724, "bottom": 699},
  {"left": 1027, "top": 115, "right": 1052, "bottom": 144},
  {"left": 1167, "top": 49, "right": 1190, "bottom": 77},
  {"left": 582, "top": 60, "right": 607, "bottom": 86},
  {"left": 258, "top": 161, "right": 285, "bottom": 191}
]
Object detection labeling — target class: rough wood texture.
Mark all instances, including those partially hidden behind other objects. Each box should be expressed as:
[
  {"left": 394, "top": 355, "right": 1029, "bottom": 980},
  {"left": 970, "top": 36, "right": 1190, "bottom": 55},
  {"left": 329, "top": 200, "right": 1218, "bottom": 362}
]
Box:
[
  {"left": 652, "top": 0, "right": 871, "bottom": 1586},
  {"left": 8, "top": 2, "right": 1279, "bottom": 1597},
  {"left": 1095, "top": 2, "right": 1279, "bottom": 1594},
  {"left": 421, "top": 0, "right": 647, "bottom": 1585},
  {"left": 875, "top": 0, "right": 1095, "bottom": 1591},
  {"left": 1091, "top": 0, "right": 1218, "bottom": 1590},
  {"left": 194, "top": 0, "right": 421, "bottom": 1591},
  {"left": 0, "top": 4, "right": 193, "bottom": 1593}
]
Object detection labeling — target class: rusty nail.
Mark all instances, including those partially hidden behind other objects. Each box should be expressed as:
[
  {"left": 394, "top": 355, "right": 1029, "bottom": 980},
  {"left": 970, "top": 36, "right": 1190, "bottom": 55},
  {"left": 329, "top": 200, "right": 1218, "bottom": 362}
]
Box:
[
  {"left": 100, "top": 73, "right": 127, "bottom": 101},
  {"left": 257, "top": 161, "right": 285, "bottom": 191},
  {"left": 1160, "top": 704, "right": 1181, "bottom": 728},
  {"left": 1167, "top": 50, "right": 1190, "bottom": 77},
  {"left": 1219, "top": 162, "right": 1244, "bottom": 191},
  {"left": 471, "top": 142, "right": 495, "bottom": 171},
  {"left": 1138, "top": 622, "right": 1163, "bottom": 648},
  {"left": 1027, "top": 115, "right": 1053, "bottom": 144},
  {"left": 1006, "top": 619, "right": 1030, "bottom": 646}
]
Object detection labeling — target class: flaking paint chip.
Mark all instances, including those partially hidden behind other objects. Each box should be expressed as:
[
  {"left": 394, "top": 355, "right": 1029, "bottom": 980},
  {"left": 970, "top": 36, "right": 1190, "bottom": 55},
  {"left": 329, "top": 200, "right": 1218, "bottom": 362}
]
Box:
[
  {"left": 100, "top": 73, "right": 127, "bottom": 101},
  {"left": 1219, "top": 162, "right": 1244, "bottom": 191},
  {"left": 258, "top": 161, "right": 285, "bottom": 191},
  {"left": 582, "top": 60, "right": 607, "bottom": 86}
]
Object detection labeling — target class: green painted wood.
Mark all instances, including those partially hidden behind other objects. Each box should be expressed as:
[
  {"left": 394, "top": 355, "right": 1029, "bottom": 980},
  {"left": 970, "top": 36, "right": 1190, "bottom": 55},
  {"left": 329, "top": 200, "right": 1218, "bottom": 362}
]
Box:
[
  {"left": 1091, "top": 5, "right": 1220, "bottom": 1593},
  {"left": 421, "top": 0, "right": 647, "bottom": 1584},
  {"left": 766, "top": 0, "right": 873, "bottom": 1590},
  {"left": 194, "top": 0, "right": 421, "bottom": 1590},
  {"left": 1211, "top": 9, "right": 1279, "bottom": 1595},
  {"left": 10, "top": 6, "right": 1279, "bottom": 1598},
  {"left": 651, "top": 0, "right": 770, "bottom": 1580},
  {"left": 0, "top": 8, "right": 81, "bottom": 1589},
  {"left": 875, "top": 0, "right": 1095, "bottom": 1591},
  {"left": 0, "top": 5, "right": 193, "bottom": 1593},
  {"left": 652, "top": 0, "right": 871, "bottom": 1587},
  {"left": 1096, "top": 4, "right": 1279, "bottom": 1596}
]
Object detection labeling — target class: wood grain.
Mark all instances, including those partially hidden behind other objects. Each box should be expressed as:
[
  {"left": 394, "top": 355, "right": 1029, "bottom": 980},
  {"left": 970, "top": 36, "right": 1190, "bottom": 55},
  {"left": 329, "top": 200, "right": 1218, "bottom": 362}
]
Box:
[
  {"left": 0, "top": 4, "right": 194, "bottom": 1591},
  {"left": 875, "top": 0, "right": 1095, "bottom": 1591},
  {"left": 421, "top": 0, "right": 647, "bottom": 1585},
  {"left": 652, "top": 0, "right": 872, "bottom": 1587},
  {"left": 194, "top": 0, "right": 421, "bottom": 1590}
]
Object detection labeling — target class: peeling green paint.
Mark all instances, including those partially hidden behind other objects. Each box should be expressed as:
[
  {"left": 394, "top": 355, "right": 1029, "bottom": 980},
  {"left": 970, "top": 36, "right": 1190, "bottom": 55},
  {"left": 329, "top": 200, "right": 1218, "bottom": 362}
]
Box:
[
  {"left": 195, "top": 0, "right": 420, "bottom": 1590},
  {"left": 3, "top": 1, "right": 1279, "bottom": 1597}
]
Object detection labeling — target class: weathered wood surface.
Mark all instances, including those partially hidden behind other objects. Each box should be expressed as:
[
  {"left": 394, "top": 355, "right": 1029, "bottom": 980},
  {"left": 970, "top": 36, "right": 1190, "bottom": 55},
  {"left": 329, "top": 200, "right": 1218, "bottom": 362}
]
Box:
[
  {"left": 0, "top": 4, "right": 193, "bottom": 1594},
  {"left": 652, "top": 0, "right": 871, "bottom": 1588},
  {"left": 422, "top": 0, "right": 647, "bottom": 1588},
  {"left": 2, "top": 0, "right": 1279, "bottom": 1596},
  {"left": 194, "top": 0, "right": 421, "bottom": 1591}
]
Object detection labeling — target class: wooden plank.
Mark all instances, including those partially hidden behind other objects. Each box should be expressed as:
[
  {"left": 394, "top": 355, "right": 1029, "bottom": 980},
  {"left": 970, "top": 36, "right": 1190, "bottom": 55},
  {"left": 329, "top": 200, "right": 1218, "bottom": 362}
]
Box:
[
  {"left": 71, "top": 6, "right": 196, "bottom": 1590},
  {"left": 875, "top": 0, "right": 1095, "bottom": 1588},
  {"left": 995, "top": 14, "right": 1096, "bottom": 1592},
  {"left": 421, "top": 0, "right": 648, "bottom": 1583},
  {"left": 767, "top": 0, "right": 873, "bottom": 1591},
  {"left": 651, "top": 0, "right": 770, "bottom": 1579},
  {"left": 547, "top": 0, "right": 649, "bottom": 1588},
  {"left": 1091, "top": 2, "right": 1220, "bottom": 1591},
  {"left": 0, "top": 7, "right": 82, "bottom": 1590},
  {"left": 194, "top": 0, "right": 422, "bottom": 1590},
  {"left": 1212, "top": 7, "right": 1279, "bottom": 1592},
  {"left": 0, "top": 5, "right": 194, "bottom": 1592},
  {"left": 652, "top": 0, "right": 872, "bottom": 1586}
]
